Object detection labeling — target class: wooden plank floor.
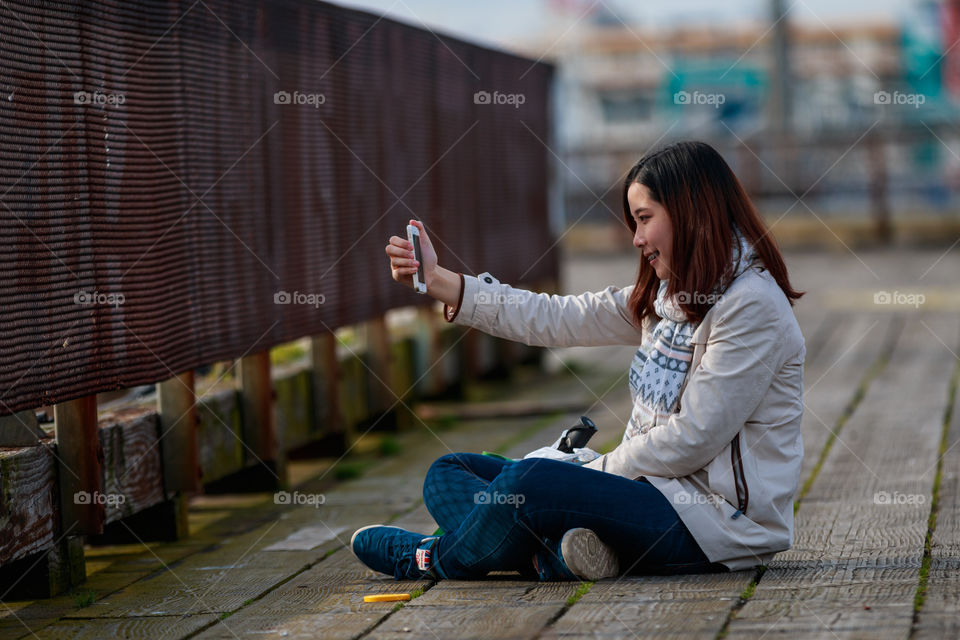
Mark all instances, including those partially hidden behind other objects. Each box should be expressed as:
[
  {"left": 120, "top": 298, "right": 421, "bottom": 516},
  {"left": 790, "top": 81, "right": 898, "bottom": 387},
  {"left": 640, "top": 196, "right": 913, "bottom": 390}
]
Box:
[{"left": 2, "top": 247, "right": 959, "bottom": 639}]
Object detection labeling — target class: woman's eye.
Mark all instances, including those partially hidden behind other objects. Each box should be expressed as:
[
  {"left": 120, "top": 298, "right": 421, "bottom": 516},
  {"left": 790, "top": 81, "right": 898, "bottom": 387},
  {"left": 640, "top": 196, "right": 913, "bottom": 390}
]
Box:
[{"left": 638, "top": 216, "right": 650, "bottom": 223}]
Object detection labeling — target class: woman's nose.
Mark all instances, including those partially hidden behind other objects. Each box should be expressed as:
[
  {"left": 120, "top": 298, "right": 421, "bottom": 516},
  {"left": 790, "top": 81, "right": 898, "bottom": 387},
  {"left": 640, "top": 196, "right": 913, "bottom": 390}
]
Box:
[{"left": 633, "top": 229, "right": 644, "bottom": 248}]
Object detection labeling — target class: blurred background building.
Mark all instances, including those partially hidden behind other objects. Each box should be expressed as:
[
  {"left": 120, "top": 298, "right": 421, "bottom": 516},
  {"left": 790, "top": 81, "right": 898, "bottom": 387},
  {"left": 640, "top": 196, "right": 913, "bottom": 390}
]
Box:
[{"left": 334, "top": 0, "right": 960, "bottom": 248}]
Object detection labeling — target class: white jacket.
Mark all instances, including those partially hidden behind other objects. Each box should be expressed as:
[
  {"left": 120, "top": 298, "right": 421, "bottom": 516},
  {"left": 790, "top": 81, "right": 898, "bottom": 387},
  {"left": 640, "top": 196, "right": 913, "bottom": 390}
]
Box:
[{"left": 444, "top": 265, "right": 805, "bottom": 570}]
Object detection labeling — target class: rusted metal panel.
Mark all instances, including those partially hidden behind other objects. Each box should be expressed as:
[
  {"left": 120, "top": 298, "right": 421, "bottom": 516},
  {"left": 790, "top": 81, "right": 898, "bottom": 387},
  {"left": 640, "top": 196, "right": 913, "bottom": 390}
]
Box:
[{"left": 0, "top": 0, "right": 555, "bottom": 416}]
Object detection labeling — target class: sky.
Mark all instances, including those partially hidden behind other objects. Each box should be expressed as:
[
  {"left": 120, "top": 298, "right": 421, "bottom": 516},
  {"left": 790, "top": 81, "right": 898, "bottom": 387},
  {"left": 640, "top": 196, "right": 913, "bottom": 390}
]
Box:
[{"left": 329, "top": 0, "right": 913, "bottom": 53}]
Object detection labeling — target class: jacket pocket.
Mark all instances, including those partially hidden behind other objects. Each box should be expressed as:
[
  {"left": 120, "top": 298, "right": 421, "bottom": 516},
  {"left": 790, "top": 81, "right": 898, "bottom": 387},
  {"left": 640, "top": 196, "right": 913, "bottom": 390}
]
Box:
[{"left": 731, "top": 432, "right": 749, "bottom": 516}]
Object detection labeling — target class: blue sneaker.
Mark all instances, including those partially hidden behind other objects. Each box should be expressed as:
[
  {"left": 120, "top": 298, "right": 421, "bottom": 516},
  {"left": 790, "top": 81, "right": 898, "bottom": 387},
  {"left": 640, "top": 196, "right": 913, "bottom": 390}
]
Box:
[
  {"left": 351, "top": 525, "right": 441, "bottom": 580},
  {"left": 532, "top": 536, "right": 576, "bottom": 581},
  {"left": 533, "top": 529, "right": 619, "bottom": 581}
]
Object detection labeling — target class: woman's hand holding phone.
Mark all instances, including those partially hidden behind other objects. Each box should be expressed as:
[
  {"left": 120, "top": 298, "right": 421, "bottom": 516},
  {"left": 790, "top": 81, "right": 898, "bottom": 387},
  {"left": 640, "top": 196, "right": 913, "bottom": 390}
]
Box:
[
  {"left": 385, "top": 219, "right": 462, "bottom": 309},
  {"left": 386, "top": 219, "right": 436, "bottom": 288}
]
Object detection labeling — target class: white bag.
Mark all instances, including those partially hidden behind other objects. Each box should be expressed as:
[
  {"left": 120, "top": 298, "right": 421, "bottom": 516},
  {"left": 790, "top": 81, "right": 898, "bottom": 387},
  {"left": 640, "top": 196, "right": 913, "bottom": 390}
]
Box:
[{"left": 522, "top": 446, "right": 600, "bottom": 465}]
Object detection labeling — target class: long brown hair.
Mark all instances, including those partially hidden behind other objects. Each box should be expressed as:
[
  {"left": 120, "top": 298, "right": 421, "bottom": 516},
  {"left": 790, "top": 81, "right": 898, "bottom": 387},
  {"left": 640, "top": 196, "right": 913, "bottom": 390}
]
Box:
[{"left": 623, "top": 141, "right": 803, "bottom": 324}]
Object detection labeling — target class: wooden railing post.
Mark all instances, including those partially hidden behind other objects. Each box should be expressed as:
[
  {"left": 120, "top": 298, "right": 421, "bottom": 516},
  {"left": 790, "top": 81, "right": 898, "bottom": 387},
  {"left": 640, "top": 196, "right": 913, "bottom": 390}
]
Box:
[
  {"left": 153, "top": 371, "right": 200, "bottom": 540},
  {"left": 416, "top": 307, "right": 445, "bottom": 397},
  {"left": 365, "top": 317, "right": 398, "bottom": 429},
  {"left": 310, "top": 333, "right": 348, "bottom": 451},
  {"left": 54, "top": 395, "right": 104, "bottom": 535},
  {"left": 238, "top": 351, "right": 282, "bottom": 487},
  {"left": 157, "top": 371, "right": 201, "bottom": 495}
]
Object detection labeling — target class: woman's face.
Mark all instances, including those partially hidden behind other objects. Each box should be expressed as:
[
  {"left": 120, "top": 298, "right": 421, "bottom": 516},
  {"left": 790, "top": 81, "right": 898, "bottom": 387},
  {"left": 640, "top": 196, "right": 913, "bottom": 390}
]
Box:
[{"left": 627, "top": 182, "right": 674, "bottom": 281}]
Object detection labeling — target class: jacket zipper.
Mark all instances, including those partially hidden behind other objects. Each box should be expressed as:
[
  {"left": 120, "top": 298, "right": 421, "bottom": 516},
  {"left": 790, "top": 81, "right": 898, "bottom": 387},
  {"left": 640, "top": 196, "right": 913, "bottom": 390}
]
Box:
[{"left": 731, "top": 433, "right": 749, "bottom": 518}]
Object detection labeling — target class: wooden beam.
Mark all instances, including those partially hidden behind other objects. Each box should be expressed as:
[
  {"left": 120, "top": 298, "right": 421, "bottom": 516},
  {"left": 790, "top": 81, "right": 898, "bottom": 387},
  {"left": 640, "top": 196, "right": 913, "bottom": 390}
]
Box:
[
  {"left": 54, "top": 395, "right": 105, "bottom": 536},
  {"left": 0, "top": 410, "right": 45, "bottom": 447},
  {"left": 0, "top": 445, "right": 56, "bottom": 566},
  {"left": 0, "top": 536, "right": 85, "bottom": 599}
]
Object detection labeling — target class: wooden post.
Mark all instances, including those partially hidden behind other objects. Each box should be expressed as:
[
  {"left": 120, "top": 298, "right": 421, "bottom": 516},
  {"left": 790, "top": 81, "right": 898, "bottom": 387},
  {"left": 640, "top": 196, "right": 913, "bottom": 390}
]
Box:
[
  {"left": 463, "top": 328, "right": 481, "bottom": 382},
  {"left": 157, "top": 371, "right": 200, "bottom": 495},
  {"left": 416, "top": 307, "right": 445, "bottom": 397},
  {"left": 238, "top": 351, "right": 282, "bottom": 487},
  {"left": 365, "top": 317, "right": 398, "bottom": 429},
  {"left": 150, "top": 371, "right": 200, "bottom": 541},
  {"left": 54, "top": 395, "right": 104, "bottom": 535},
  {"left": 311, "top": 332, "right": 347, "bottom": 451},
  {"left": 867, "top": 132, "right": 892, "bottom": 244}
]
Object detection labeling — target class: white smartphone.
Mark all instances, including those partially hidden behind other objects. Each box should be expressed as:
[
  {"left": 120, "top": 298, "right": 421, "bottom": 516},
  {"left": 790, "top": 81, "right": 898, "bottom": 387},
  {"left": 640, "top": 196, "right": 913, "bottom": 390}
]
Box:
[{"left": 406, "top": 224, "right": 427, "bottom": 294}]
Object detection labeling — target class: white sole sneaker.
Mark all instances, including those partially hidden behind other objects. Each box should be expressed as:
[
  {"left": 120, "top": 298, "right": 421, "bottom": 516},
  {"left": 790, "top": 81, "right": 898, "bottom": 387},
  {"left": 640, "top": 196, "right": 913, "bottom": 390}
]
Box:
[
  {"left": 560, "top": 528, "right": 619, "bottom": 581},
  {"left": 350, "top": 524, "right": 389, "bottom": 559}
]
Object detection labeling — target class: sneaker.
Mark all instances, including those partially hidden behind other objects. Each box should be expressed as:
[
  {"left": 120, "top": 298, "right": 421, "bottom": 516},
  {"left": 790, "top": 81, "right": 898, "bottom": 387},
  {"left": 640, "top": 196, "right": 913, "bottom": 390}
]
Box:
[
  {"left": 532, "top": 536, "right": 577, "bottom": 581},
  {"left": 559, "top": 528, "right": 619, "bottom": 581},
  {"left": 351, "top": 525, "right": 440, "bottom": 580}
]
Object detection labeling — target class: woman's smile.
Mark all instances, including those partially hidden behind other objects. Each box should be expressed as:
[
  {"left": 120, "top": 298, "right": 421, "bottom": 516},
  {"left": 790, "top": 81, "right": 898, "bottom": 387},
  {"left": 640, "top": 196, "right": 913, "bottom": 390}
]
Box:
[{"left": 628, "top": 182, "right": 673, "bottom": 280}]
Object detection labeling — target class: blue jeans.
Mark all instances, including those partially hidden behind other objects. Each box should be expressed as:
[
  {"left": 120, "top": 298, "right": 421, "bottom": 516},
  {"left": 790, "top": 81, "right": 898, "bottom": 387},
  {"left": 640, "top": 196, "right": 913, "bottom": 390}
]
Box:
[{"left": 422, "top": 453, "right": 726, "bottom": 580}]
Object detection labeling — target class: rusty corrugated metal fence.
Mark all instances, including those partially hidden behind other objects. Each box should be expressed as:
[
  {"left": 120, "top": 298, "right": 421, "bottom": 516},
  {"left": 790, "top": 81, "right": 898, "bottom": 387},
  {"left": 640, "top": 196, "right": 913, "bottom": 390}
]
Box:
[{"left": 0, "top": 0, "right": 556, "bottom": 416}]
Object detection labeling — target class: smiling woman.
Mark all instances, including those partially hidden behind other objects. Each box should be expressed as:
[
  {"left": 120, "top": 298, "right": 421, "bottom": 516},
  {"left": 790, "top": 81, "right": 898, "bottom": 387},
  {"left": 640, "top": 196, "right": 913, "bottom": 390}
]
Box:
[
  {"left": 626, "top": 182, "right": 673, "bottom": 281},
  {"left": 621, "top": 141, "right": 803, "bottom": 325},
  {"left": 364, "top": 140, "right": 807, "bottom": 582}
]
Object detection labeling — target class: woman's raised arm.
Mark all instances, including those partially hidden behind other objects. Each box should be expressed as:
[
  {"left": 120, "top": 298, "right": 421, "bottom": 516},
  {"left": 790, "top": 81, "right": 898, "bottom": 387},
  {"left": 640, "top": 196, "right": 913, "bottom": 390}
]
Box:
[{"left": 385, "top": 220, "right": 643, "bottom": 348}]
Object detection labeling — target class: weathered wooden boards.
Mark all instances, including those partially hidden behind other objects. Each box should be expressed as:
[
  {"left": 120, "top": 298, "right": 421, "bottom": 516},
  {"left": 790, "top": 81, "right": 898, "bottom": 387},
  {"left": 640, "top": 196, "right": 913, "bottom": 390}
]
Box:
[
  {"left": 912, "top": 319, "right": 960, "bottom": 638},
  {"left": 1, "top": 406, "right": 173, "bottom": 599},
  {"left": 0, "top": 445, "right": 57, "bottom": 566},
  {"left": 18, "top": 614, "right": 220, "bottom": 639},
  {"left": 15, "top": 370, "right": 614, "bottom": 639},
  {"left": 194, "top": 388, "right": 245, "bottom": 487},
  {"left": 99, "top": 409, "right": 167, "bottom": 525},
  {"left": 796, "top": 314, "right": 898, "bottom": 485},
  {"left": 729, "top": 312, "right": 960, "bottom": 638},
  {"left": 543, "top": 573, "right": 753, "bottom": 640},
  {"left": 370, "top": 576, "right": 580, "bottom": 640}
]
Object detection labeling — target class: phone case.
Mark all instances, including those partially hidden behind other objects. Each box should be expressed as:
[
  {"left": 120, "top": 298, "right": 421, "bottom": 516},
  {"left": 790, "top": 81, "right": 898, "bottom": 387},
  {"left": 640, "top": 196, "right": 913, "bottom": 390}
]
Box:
[{"left": 406, "top": 224, "right": 427, "bottom": 294}]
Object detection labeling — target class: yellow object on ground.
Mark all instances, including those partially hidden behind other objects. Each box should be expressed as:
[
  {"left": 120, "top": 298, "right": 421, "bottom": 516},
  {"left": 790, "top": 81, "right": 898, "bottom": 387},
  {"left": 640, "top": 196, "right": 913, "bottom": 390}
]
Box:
[{"left": 363, "top": 593, "right": 411, "bottom": 603}]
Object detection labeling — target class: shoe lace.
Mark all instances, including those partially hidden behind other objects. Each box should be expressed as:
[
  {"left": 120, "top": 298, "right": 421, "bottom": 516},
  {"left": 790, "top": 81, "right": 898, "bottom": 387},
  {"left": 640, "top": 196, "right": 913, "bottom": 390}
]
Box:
[{"left": 393, "top": 536, "right": 436, "bottom": 580}]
